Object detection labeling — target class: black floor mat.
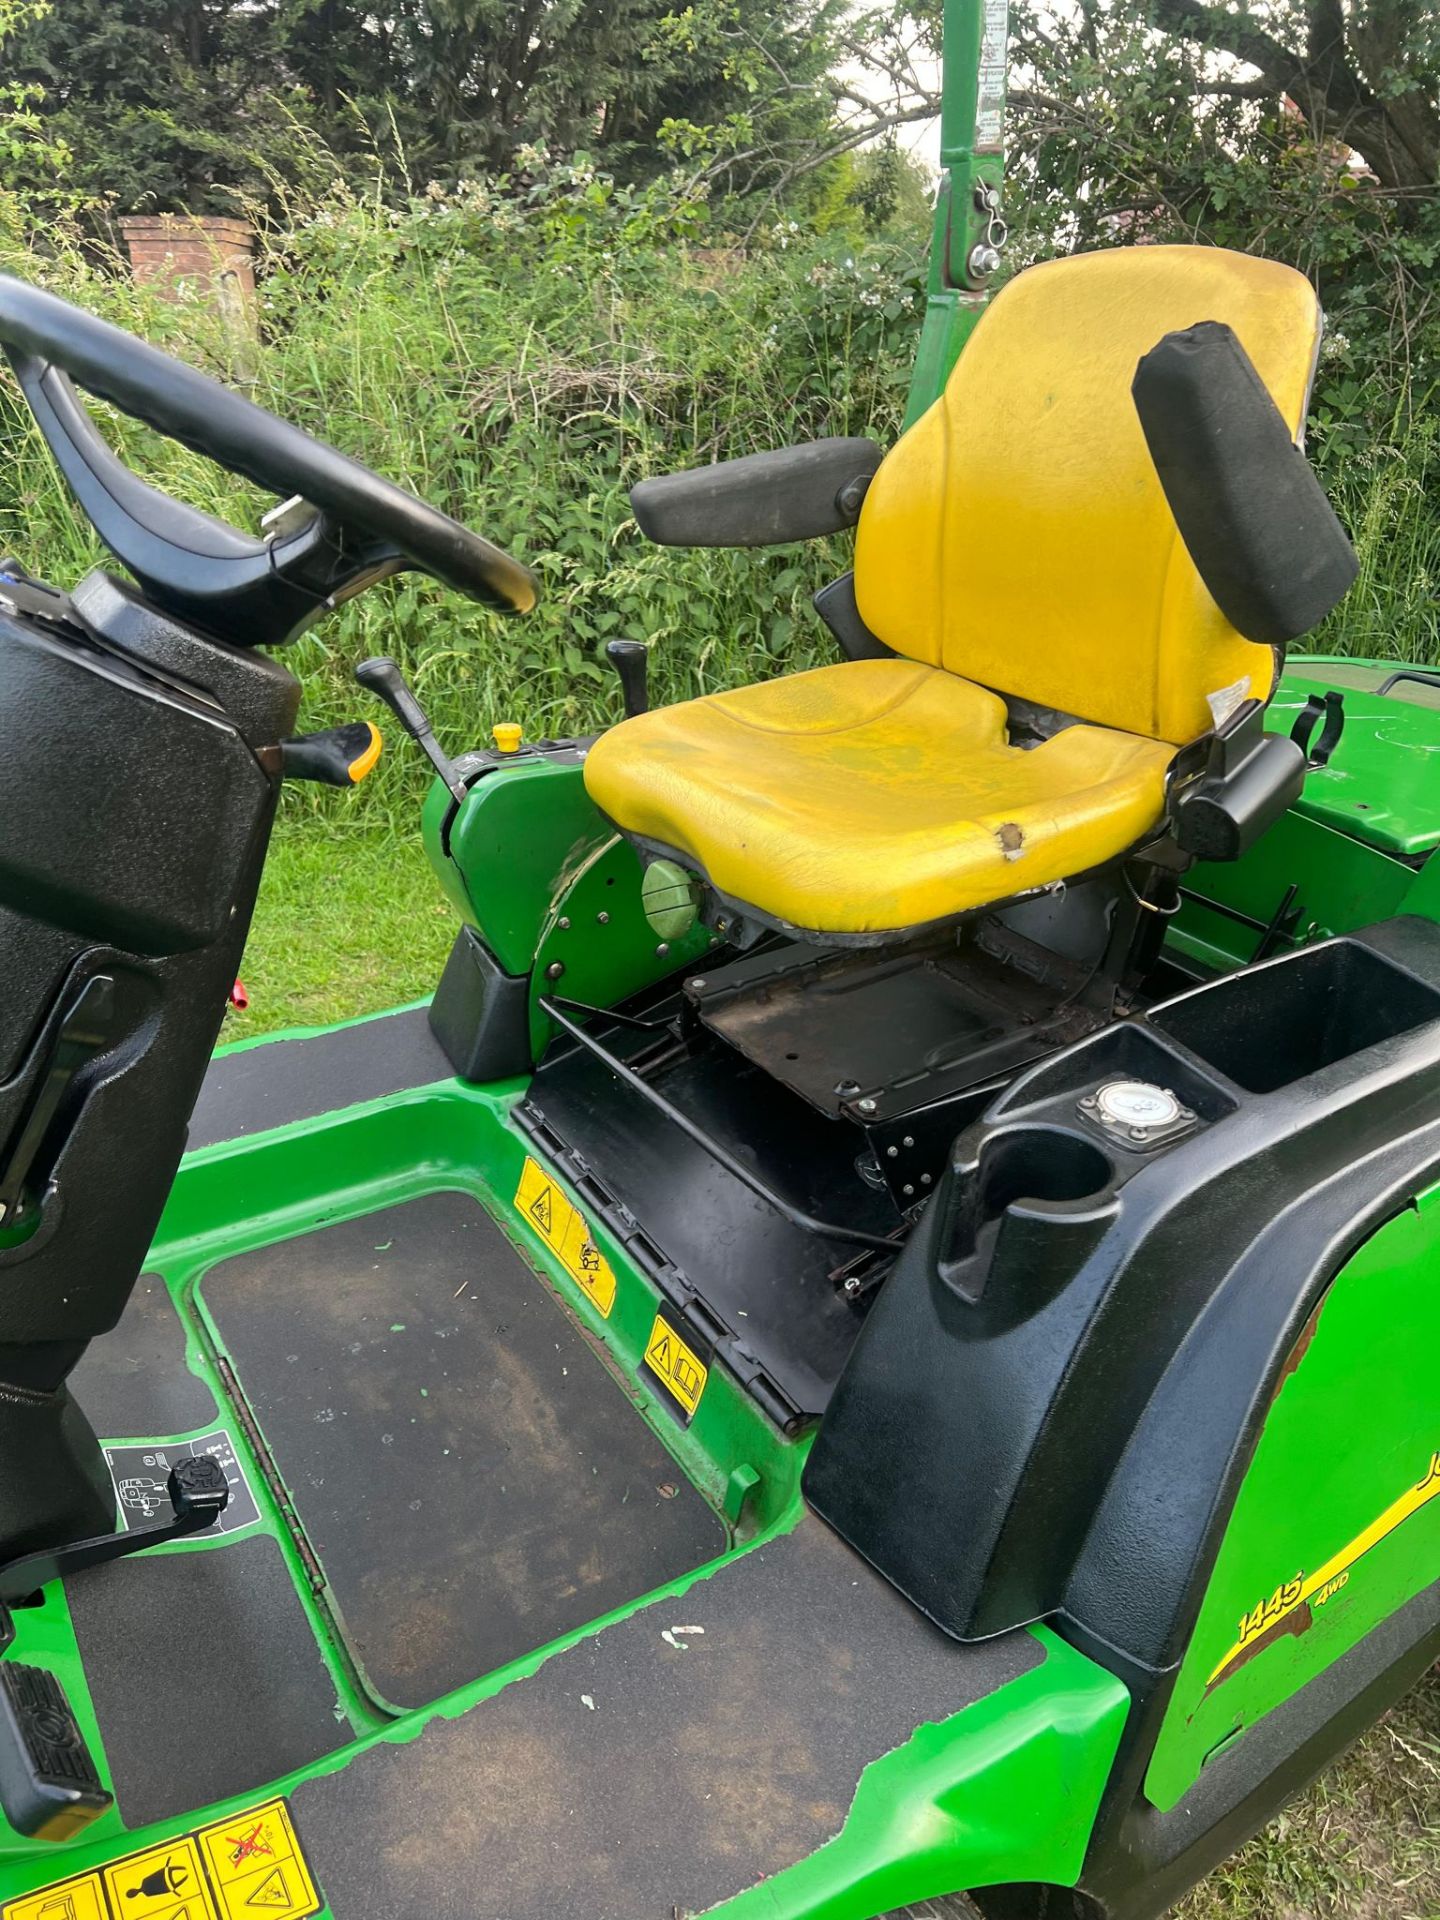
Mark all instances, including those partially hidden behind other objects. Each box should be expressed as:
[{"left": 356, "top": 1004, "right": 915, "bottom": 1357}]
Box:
[
  {"left": 69, "top": 1272, "right": 219, "bottom": 1440},
  {"left": 292, "top": 1517, "right": 1045, "bottom": 1920},
  {"left": 202, "top": 1192, "right": 727, "bottom": 1709},
  {"left": 190, "top": 1006, "right": 451, "bottom": 1150},
  {"left": 67, "top": 1533, "right": 344, "bottom": 1830}
]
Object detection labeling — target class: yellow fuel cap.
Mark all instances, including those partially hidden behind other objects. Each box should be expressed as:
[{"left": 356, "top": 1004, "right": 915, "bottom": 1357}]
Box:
[{"left": 492, "top": 722, "right": 522, "bottom": 754}]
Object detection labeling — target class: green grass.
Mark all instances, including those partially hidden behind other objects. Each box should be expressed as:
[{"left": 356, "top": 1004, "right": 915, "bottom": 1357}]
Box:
[
  {"left": 224, "top": 807, "right": 455, "bottom": 1038},
  {"left": 1180, "top": 1672, "right": 1440, "bottom": 1920}
]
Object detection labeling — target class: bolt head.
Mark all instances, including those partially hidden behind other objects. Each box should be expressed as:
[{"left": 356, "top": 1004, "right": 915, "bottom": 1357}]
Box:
[
  {"left": 596, "top": 910, "right": 610, "bottom": 924},
  {"left": 920, "top": 1172, "right": 932, "bottom": 1185},
  {"left": 968, "top": 242, "right": 1002, "bottom": 280},
  {"left": 902, "top": 1135, "right": 915, "bottom": 1149},
  {"left": 546, "top": 961, "right": 565, "bottom": 980},
  {"left": 857, "top": 1097, "right": 877, "bottom": 1114},
  {"left": 843, "top": 1276, "right": 862, "bottom": 1297},
  {"left": 557, "top": 916, "right": 571, "bottom": 930},
  {"left": 656, "top": 942, "right": 670, "bottom": 957},
  {"left": 903, "top": 1183, "right": 915, "bottom": 1196},
  {"left": 691, "top": 978, "right": 707, "bottom": 992},
  {"left": 885, "top": 1145, "right": 898, "bottom": 1159}
]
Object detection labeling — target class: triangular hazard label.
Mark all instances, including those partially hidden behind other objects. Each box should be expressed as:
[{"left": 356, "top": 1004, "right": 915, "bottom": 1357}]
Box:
[
  {"left": 528, "top": 1186, "right": 553, "bottom": 1233},
  {"left": 244, "top": 1867, "right": 292, "bottom": 1910},
  {"left": 650, "top": 1334, "right": 672, "bottom": 1373}
]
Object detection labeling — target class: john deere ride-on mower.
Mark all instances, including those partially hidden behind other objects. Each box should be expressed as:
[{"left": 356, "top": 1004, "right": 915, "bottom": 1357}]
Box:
[{"left": 0, "top": 7, "right": 1437, "bottom": 1916}]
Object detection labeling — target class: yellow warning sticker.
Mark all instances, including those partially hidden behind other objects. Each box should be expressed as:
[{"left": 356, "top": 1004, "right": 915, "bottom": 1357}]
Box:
[
  {"left": 197, "top": 1800, "right": 320, "bottom": 1920},
  {"left": 514, "top": 1155, "right": 617, "bottom": 1317},
  {"left": 4, "top": 1801, "right": 320, "bottom": 1920},
  {"left": 643, "top": 1311, "right": 709, "bottom": 1422},
  {"left": 3, "top": 1868, "right": 108, "bottom": 1920},
  {"left": 103, "top": 1836, "right": 214, "bottom": 1920}
]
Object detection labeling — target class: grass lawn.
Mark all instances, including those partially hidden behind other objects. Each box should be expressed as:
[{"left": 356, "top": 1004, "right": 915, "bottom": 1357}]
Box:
[
  {"left": 224, "top": 808, "right": 457, "bottom": 1039},
  {"left": 231, "top": 809, "right": 1440, "bottom": 1918}
]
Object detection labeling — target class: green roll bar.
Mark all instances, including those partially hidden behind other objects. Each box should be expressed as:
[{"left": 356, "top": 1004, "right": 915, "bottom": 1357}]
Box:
[{"left": 904, "top": 0, "right": 1009, "bottom": 425}]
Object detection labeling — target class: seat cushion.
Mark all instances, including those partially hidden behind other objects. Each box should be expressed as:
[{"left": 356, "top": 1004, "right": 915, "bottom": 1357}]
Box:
[
  {"left": 583, "top": 659, "right": 1176, "bottom": 935},
  {"left": 854, "top": 246, "right": 1320, "bottom": 745}
]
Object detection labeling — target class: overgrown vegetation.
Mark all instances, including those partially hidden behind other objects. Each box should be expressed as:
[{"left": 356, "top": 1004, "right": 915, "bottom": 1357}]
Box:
[
  {"left": 0, "top": 164, "right": 930, "bottom": 813},
  {"left": 0, "top": 154, "right": 1434, "bottom": 841}
]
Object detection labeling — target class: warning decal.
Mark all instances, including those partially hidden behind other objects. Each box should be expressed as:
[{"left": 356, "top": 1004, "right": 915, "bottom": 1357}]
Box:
[
  {"left": 643, "top": 1310, "right": 710, "bottom": 1423},
  {"left": 102, "top": 1837, "right": 214, "bottom": 1920},
  {"left": 197, "top": 1801, "right": 319, "bottom": 1920},
  {"left": 3, "top": 1802, "right": 319, "bottom": 1920},
  {"left": 514, "top": 1156, "right": 617, "bottom": 1317}
]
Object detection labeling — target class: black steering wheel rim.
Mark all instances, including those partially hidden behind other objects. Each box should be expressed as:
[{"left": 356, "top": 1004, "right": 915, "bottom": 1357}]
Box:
[{"left": 0, "top": 273, "right": 537, "bottom": 616}]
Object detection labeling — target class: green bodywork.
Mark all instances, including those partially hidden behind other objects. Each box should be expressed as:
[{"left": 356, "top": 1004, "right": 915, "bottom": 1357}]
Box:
[
  {"left": 1146, "top": 1182, "right": 1440, "bottom": 1810},
  {"left": 422, "top": 750, "right": 716, "bottom": 1057}
]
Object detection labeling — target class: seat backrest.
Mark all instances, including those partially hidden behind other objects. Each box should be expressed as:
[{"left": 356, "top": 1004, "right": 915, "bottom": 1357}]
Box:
[{"left": 854, "top": 245, "right": 1322, "bottom": 746}]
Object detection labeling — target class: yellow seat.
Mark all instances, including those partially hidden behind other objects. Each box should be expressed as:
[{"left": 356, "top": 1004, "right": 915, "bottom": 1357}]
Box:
[
  {"left": 585, "top": 658, "right": 1174, "bottom": 933},
  {"left": 585, "top": 245, "right": 1323, "bottom": 937}
]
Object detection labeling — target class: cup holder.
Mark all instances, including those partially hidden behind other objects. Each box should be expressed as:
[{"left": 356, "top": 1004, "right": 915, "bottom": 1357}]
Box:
[
  {"left": 945, "top": 1125, "right": 1117, "bottom": 1284},
  {"left": 978, "top": 1129, "right": 1114, "bottom": 1222}
]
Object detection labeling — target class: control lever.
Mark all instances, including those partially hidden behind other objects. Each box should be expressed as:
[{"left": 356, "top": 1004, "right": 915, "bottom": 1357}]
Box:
[
  {"left": 355, "top": 656, "right": 467, "bottom": 802},
  {"left": 0, "top": 1457, "right": 229, "bottom": 1841},
  {"left": 0, "top": 1456, "right": 230, "bottom": 1634},
  {"left": 606, "top": 639, "right": 650, "bottom": 718},
  {"left": 0, "top": 973, "right": 116, "bottom": 1230},
  {"left": 281, "top": 720, "right": 383, "bottom": 787}
]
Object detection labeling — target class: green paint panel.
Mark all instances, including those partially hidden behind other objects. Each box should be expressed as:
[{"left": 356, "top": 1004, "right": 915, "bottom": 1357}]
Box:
[
  {"left": 422, "top": 755, "right": 611, "bottom": 976},
  {"left": 1271, "top": 657, "right": 1440, "bottom": 857},
  {"left": 904, "top": 0, "right": 1007, "bottom": 424},
  {"left": 528, "top": 833, "right": 715, "bottom": 1054},
  {"left": 1170, "top": 654, "right": 1440, "bottom": 977},
  {"left": 1145, "top": 1193, "right": 1440, "bottom": 1810},
  {"left": 1171, "top": 809, "right": 1414, "bottom": 976},
  {"left": 705, "top": 1625, "right": 1129, "bottom": 1919}
]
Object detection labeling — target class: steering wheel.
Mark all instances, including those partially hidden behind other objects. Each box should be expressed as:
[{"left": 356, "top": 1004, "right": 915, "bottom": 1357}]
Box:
[{"left": 0, "top": 274, "right": 537, "bottom": 644}]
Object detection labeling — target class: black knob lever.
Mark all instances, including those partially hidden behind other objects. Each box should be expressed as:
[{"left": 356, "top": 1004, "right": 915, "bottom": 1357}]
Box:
[
  {"left": 606, "top": 639, "right": 650, "bottom": 719},
  {"left": 355, "top": 656, "right": 467, "bottom": 803}
]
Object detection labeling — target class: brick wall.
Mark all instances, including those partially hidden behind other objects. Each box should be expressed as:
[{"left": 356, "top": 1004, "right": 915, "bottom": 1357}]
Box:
[{"left": 119, "top": 214, "right": 257, "bottom": 338}]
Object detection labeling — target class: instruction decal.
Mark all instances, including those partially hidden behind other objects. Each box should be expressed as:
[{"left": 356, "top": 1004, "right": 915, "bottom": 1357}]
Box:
[
  {"left": 642, "top": 1309, "right": 710, "bottom": 1424},
  {"left": 2, "top": 1869, "right": 109, "bottom": 1920},
  {"left": 514, "top": 1155, "right": 617, "bottom": 1317},
  {"left": 975, "top": 0, "right": 1009, "bottom": 150},
  {"left": 1206, "top": 1446, "right": 1440, "bottom": 1690},
  {"left": 3, "top": 1801, "right": 320, "bottom": 1920},
  {"left": 105, "top": 1430, "right": 259, "bottom": 1536}
]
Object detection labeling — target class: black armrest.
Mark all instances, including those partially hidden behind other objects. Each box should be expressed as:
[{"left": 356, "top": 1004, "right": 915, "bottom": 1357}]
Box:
[
  {"left": 1132, "top": 322, "right": 1358, "bottom": 645},
  {"left": 631, "top": 438, "right": 881, "bottom": 548},
  {"left": 1171, "top": 701, "right": 1306, "bottom": 862}
]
